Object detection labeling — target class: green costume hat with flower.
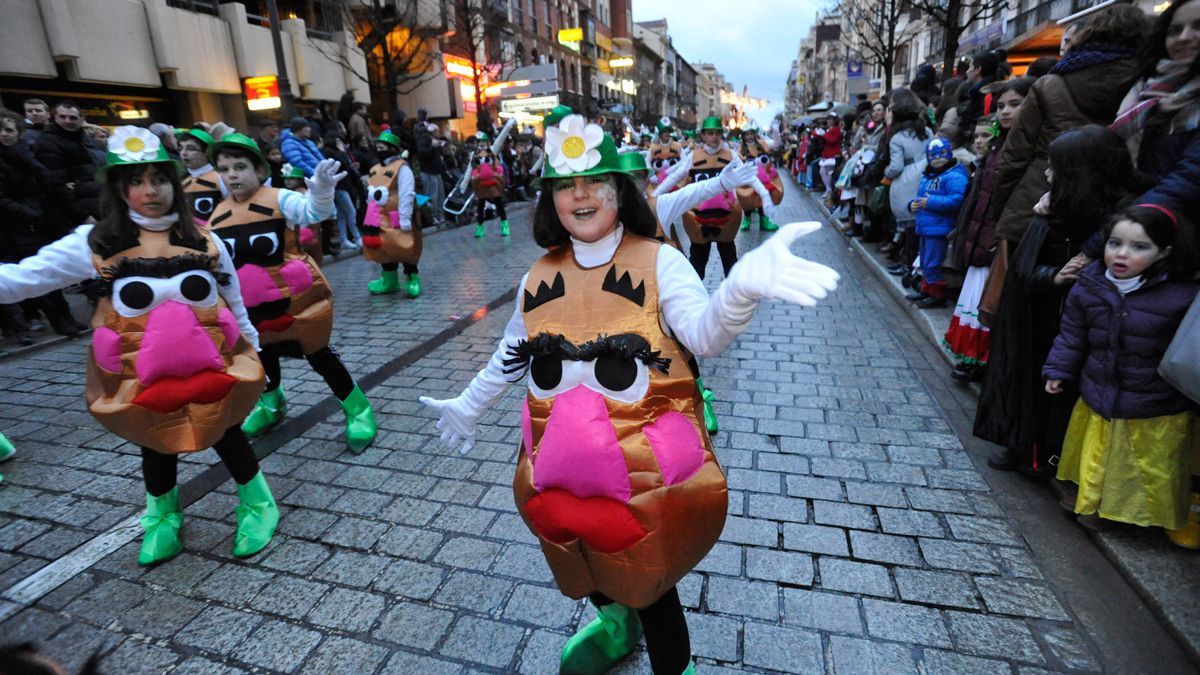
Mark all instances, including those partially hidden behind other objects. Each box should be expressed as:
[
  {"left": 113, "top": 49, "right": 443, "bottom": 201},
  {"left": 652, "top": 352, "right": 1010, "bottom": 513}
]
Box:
[
  {"left": 377, "top": 130, "right": 403, "bottom": 151},
  {"left": 543, "top": 105, "right": 575, "bottom": 128},
  {"left": 207, "top": 132, "right": 266, "bottom": 167},
  {"left": 700, "top": 116, "right": 724, "bottom": 132},
  {"left": 618, "top": 151, "right": 649, "bottom": 175},
  {"left": 655, "top": 116, "right": 673, "bottom": 134},
  {"left": 541, "top": 114, "right": 623, "bottom": 181},
  {"left": 96, "top": 126, "right": 183, "bottom": 182},
  {"left": 281, "top": 163, "right": 305, "bottom": 179},
  {"left": 179, "top": 128, "right": 214, "bottom": 148}
]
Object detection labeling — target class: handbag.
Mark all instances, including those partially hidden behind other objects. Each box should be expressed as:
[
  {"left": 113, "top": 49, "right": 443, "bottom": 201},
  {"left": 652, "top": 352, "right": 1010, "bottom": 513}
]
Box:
[
  {"left": 977, "top": 240, "right": 1009, "bottom": 328},
  {"left": 869, "top": 183, "right": 889, "bottom": 214},
  {"left": 1159, "top": 292, "right": 1200, "bottom": 405}
]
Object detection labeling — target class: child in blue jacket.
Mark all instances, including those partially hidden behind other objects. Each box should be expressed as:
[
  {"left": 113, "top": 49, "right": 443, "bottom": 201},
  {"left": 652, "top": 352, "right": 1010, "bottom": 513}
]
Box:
[{"left": 909, "top": 137, "right": 969, "bottom": 308}]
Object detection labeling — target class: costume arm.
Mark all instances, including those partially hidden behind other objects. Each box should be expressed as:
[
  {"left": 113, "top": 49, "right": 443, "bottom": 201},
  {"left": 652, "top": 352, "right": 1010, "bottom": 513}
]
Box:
[
  {"left": 396, "top": 163, "right": 415, "bottom": 228},
  {"left": 652, "top": 150, "right": 694, "bottom": 196},
  {"left": 657, "top": 246, "right": 758, "bottom": 356},
  {"left": 655, "top": 173, "right": 726, "bottom": 228},
  {"left": 209, "top": 231, "right": 260, "bottom": 351},
  {"left": 277, "top": 188, "right": 334, "bottom": 226},
  {"left": 490, "top": 118, "right": 517, "bottom": 156},
  {"left": 0, "top": 225, "right": 95, "bottom": 304},
  {"left": 458, "top": 151, "right": 476, "bottom": 191}
]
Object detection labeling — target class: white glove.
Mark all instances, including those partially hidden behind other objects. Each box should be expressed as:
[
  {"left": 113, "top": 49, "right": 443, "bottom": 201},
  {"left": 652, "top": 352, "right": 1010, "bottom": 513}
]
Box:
[
  {"left": 724, "top": 222, "right": 840, "bottom": 307},
  {"left": 305, "top": 158, "right": 347, "bottom": 197},
  {"left": 719, "top": 160, "right": 759, "bottom": 191},
  {"left": 419, "top": 394, "right": 479, "bottom": 454}
]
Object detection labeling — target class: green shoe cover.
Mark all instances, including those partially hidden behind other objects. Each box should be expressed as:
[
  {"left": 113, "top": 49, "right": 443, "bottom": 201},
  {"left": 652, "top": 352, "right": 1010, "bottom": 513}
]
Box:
[
  {"left": 560, "top": 602, "right": 643, "bottom": 675},
  {"left": 138, "top": 488, "right": 183, "bottom": 566},
  {"left": 0, "top": 432, "right": 13, "bottom": 462},
  {"left": 740, "top": 214, "right": 751, "bottom": 231},
  {"left": 682, "top": 661, "right": 696, "bottom": 675},
  {"left": 696, "top": 377, "right": 719, "bottom": 434},
  {"left": 340, "top": 385, "right": 377, "bottom": 453},
  {"left": 233, "top": 471, "right": 279, "bottom": 558},
  {"left": 760, "top": 214, "right": 778, "bottom": 231},
  {"left": 404, "top": 272, "right": 422, "bottom": 298},
  {"left": 500, "top": 219, "right": 511, "bottom": 237},
  {"left": 474, "top": 223, "right": 486, "bottom": 238},
  {"left": 242, "top": 387, "right": 286, "bottom": 437},
  {"left": 368, "top": 269, "right": 401, "bottom": 295}
]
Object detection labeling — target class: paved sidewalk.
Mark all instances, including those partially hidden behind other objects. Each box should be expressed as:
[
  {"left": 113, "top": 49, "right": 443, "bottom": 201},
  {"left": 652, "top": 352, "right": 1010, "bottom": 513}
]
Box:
[{"left": 0, "top": 186, "right": 1191, "bottom": 673}]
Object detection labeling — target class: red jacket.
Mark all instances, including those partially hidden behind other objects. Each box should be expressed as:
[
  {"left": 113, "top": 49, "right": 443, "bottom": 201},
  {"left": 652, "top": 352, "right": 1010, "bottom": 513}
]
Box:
[{"left": 819, "top": 127, "right": 842, "bottom": 160}]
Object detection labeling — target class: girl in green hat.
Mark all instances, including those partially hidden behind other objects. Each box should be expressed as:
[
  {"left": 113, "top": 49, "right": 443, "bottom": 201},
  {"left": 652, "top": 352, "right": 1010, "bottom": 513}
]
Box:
[
  {"left": 461, "top": 118, "right": 517, "bottom": 237},
  {"left": 362, "top": 130, "right": 422, "bottom": 296},
  {"left": 422, "top": 114, "right": 839, "bottom": 675},
  {"left": 0, "top": 126, "right": 279, "bottom": 565},
  {"left": 178, "top": 127, "right": 226, "bottom": 225}
]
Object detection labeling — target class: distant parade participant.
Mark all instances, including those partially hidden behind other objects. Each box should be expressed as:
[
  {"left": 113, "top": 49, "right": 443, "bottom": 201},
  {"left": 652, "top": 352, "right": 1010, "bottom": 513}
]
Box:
[
  {"left": 0, "top": 433, "right": 12, "bottom": 484},
  {"left": 206, "top": 133, "right": 378, "bottom": 454},
  {"left": 362, "top": 130, "right": 422, "bottom": 297},
  {"left": 737, "top": 124, "right": 783, "bottom": 232},
  {"left": 649, "top": 117, "right": 688, "bottom": 192},
  {"left": 281, "top": 163, "right": 326, "bottom": 265},
  {"left": 469, "top": 117, "right": 517, "bottom": 238},
  {"left": 0, "top": 126, "right": 276, "bottom": 565},
  {"left": 177, "top": 127, "right": 226, "bottom": 225},
  {"left": 684, "top": 116, "right": 746, "bottom": 280}
]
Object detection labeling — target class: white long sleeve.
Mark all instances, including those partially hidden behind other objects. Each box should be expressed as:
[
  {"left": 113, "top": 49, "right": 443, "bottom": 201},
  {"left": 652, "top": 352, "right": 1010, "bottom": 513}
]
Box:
[
  {"left": 395, "top": 163, "right": 415, "bottom": 229},
  {"left": 208, "top": 230, "right": 260, "bottom": 351},
  {"left": 0, "top": 226, "right": 96, "bottom": 304},
  {"left": 490, "top": 118, "right": 517, "bottom": 156},
  {"left": 277, "top": 187, "right": 335, "bottom": 226},
  {"left": 654, "top": 176, "right": 727, "bottom": 248}
]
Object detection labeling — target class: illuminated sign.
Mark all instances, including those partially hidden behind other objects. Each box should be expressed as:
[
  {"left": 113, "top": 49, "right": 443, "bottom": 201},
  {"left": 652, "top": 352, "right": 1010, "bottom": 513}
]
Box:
[
  {"left": 558, "top": 27, "right": 583, "bottom": 42},
  {"left": 244, "top": 76, "right": 280, "bottom": 111},
  {"left": 609, "top": 57, "right": 634, "bottom": 68},
  {"left": 118, "top": 109, "right": 149, "bottom": 120},
  {"left": 444, "top": 54, "right": 477, "bottom": 79},
  {"left": 500, "top": 95, "right": 560, "bottom": 113}
]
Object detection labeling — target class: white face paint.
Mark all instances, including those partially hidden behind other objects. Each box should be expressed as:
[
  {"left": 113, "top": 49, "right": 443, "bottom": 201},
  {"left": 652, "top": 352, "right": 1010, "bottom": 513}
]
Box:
[{"left": 595, "top": 183, "right": 619, "bottom": 212}]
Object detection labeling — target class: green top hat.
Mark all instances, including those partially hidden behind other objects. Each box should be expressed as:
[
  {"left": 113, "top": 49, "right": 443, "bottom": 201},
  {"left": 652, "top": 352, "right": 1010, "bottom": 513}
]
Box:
[
  {"left": 618, "top": 151, "right": 649, "bottom": 174},
  {"left": 96, "top": 126, "right": 183, "bottom": 182},
  {"left": 541, "top": 114, "right": 624, "bottom": 182},
  {"left": 207, "top": 132, "right": 266, "bottom": 166},
  {"left": 543, "top": 105, "right": 574, "bottom": 128},
  {"left": 700, "top": 116, "right": 724, "bottom": 131},
  {"left": 376, "top": 129, "right": 403, "bottom": 151},
  {"left": 179, "top": 128, "right": 214, "bottom": 148},
  {"left": 281, "top": 163, "right": 305, "bottom": 179},
  {"left": 683, "top": 130, "right": 697, "bottom": 139}
]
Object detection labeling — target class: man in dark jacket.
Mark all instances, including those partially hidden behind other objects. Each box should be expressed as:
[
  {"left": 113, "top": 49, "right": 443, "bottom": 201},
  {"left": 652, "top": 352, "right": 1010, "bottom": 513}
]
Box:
[
  {"left": 415, "top": 122, "right": 447, "bottom": 225},
  {"left": 961, "top": 51, "right": 1000, "bottom": 127},
  {"left": 22, "top": 99, "right": 49, "bottom": 145},
  {"left": 33, "top": 101, "right": 102, "bottom": 238}
]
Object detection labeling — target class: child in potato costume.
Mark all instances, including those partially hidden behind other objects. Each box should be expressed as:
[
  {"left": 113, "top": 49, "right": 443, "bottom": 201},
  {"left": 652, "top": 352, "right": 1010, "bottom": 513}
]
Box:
[
  {"left": 0, "top": 126, "right": 276, "bottom": 566},
  {"left": 737, "top": 125, "right": 784, "bottom": 232},
  {"left": 363, "top": 130, "right": 422, "bottom": 297},
  {"left": 684, "top": 117, "right": 747, "bottom": 280},
  {"left": 422, "top": 115, "right": 839, "bottom": 675}
]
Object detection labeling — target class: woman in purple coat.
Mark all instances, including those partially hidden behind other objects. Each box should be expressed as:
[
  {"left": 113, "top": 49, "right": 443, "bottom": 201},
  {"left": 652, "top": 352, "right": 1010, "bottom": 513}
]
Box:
[{"left": 1043, "top": 204, "right": 1199, "bottom": 542}]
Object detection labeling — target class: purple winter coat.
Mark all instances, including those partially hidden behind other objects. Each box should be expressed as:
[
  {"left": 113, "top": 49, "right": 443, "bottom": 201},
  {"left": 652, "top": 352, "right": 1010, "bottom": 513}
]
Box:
[{"left": 1043, "top": 261, "right": 1199, "bottom": 420}]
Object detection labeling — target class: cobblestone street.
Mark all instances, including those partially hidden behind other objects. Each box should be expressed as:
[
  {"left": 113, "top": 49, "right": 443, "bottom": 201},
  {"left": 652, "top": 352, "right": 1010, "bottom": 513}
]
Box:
[{"left": 0, "top": 180, "right": 1191, "bottom": 673}]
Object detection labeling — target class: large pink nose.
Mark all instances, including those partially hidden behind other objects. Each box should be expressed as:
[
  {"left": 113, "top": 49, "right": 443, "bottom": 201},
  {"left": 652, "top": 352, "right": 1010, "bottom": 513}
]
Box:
[
  {"left": 135, "top": 300, "right": 224, "bottom": 386},
  {"left": 527, "top": 386, "right": 631, "bottom": 503}
]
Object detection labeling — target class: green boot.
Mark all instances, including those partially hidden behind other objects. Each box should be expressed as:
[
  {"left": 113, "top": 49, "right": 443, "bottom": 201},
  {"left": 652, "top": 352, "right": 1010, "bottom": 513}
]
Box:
[
  {"left": 138, "top": 488, "right": 183, "bottom": 566},
  {"left": 474, "top": 223, "right": 486, "bottom": 238},
  {"left": 404, "top": 272, "right": 422, "bottom": 298},
  {"left": 682, "top": 661, "right": 696, "bottom": 675},
  {"left": 233, "top": 471, "right": 279, "bottom": 558},
  {"left": 0, "top": 432, "right": 11, "bottom": 484},
  {"left": 740, "top": 213, "right": 751, "bottom": 231},
  {"left": 760, "top": 213, "right": 778, "bottom": 231},
  {"left": 340, "top": 385, "right": 377, "bottom": 454},
  {"left": 560, "top": 601, "right": 643, "bottom": 675},
  {"left": 500, "top": 219, "right": 510, "bottom": 237},
  {"left": 697, "top": 377, "right": 719, "bottom": 434},
  {"left": 368, "top": 268, "right": 401, "bottom": 294},
  {"left": 242, "top": 387, "right": 286, "bottom": 437}
]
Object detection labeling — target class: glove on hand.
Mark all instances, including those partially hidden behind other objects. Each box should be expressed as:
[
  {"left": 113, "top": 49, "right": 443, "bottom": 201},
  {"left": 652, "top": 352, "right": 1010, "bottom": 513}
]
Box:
[
  {"left": 724, "top": 222, "right": 840, "bottom": 306},
  {"left": 719, "top": 160, "right": 759, "bottom": 192},
  {"left": 305, "top": 159, "right": 347, "bottom": 197},
  {"left": 419, "top": 395, "right": 479, "bottom": 455}
]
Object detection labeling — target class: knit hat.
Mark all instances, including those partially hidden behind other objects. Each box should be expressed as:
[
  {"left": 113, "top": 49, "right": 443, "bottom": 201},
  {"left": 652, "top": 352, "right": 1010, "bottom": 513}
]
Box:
[
  {"left": 925, "top": 136, "right": 954, "bottom": 163},
  {"left": 96, "top": 126, "right": 183, "bottom": 182}
]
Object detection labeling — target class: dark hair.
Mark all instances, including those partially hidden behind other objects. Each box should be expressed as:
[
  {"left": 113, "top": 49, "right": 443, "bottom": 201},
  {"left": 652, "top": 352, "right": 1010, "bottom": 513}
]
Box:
[
  {"left": 0, "top": 110, "right": 23, "bottom": 136},
  {"left": 53, "top": 99, "right": 79, "bottom": 113},
  {"left": 1047, "top": 125, "right": 1153, "bottom": 245},
  {"left": 289, "top": 116, "right": 309, "bottom": 132},
  {"left": 1143, "top": 0, "right": 1200, "bottom": 75},
  {"left": 23, "top": 98, "right": 47, "bottom": 109},
  {"left": 1027, "top": 56, "right": 1059, "bottom": 78},
  {"left": 888, "top": 88, "right": 932, "bottom": 141},
  {"left": 531, "top": 172, "right": 658, "bottom": 249},
  {"left": 88, "top": 162, "right": 207, "bottom": 259},
  {"left": 1075, "top": 4, "right": 1148, "bottom": 51},
  {"left": 1102, "top": 204, "right": 1198, "bottom": 280},
  {"left": 989, "top": 75, "right": 1035, "bottom": 101},
  {"left": 934, "top": 77, "right": 964, "bottom": 125},
  {"left": 0, "top": 642, "right": 102, "bottom": 675},
  {"left": 972, "top": 51, "right": 1000, "bottom": 78}
]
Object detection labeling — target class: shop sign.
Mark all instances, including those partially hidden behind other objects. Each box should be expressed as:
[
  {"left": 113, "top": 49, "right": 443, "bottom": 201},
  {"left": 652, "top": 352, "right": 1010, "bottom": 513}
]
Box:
[
  {"left": 244, "top": 76, "right": 280, "bottom": 111},
  {"left": 500, "top": 95, "right": 560, "bottom": 113}
]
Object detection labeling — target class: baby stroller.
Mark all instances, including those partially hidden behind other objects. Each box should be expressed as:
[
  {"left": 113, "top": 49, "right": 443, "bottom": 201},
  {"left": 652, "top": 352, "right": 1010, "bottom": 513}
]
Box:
[{"left": 443, "top": 179, "right": 476, "bottom": 228}]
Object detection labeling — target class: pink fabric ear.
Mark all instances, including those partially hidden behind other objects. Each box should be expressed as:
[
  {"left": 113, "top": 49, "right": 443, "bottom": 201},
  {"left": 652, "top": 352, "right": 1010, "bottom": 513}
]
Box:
[
  {"left": 533, "top": 385, "right": 631, "bottom": 503},
  {"left": 521, "top": 399, "right": 534, "bottom": 457},
  {"left": 299, "top": 227, "right": 316, "bottom": 245},
  {"left": 135, "top": 300, "right": 223, "bottom": 386},
  {"left": 216, "top": 307, "right": 240, "bottom": 350},
  {"left": 643, "top": 411, "right": 705, "bottom": 486},
  {"left": 92, "top": 326, "right": 122, "bottom": 373},
  {"left": 364, "top": 200, "right": 382, "bottom": 226},
  {"left": 279, "top": 260, "right": 314, "bottom": 295},
  {"left": 236, "top": 264, "right": 283, "bottom": 307},
  {"left": 388, "top": 210, "right": 400, "bottom": 230}
]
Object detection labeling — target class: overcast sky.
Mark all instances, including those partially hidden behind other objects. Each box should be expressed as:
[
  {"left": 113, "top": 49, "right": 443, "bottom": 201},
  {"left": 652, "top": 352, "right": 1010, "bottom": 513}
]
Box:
[{"left": 631, "top": 0, "right": 819, "bottom": 127}]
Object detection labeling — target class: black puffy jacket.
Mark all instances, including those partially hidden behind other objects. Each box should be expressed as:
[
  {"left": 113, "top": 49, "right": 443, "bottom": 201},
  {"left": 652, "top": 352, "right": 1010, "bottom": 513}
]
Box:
[
  {"left": 33, "top": 123, "right": 102, "bottom": 232},
  {"left": 0, "top": 141, "right": 52, "bottom": 261}
]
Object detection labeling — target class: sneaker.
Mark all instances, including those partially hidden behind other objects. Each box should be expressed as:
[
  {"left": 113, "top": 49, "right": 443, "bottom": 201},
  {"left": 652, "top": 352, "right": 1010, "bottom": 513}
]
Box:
[
  {"left": 904, "top": 290, "right": 928, "bottom": 302},
  {"left": 28, "top": 320, "right": 46, "bottom": 332},
  {"left": 916, "top": 295, "right": 947, "bottom": 309},
  {"left": 887, "top": 264, "right": 907, "bottom": 276}
]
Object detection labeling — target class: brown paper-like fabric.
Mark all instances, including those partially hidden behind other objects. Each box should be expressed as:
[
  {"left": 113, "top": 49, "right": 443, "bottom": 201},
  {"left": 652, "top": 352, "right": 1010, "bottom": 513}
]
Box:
[
  {"left": 735, "top": 140, "right": 784, "bottom": 210},
  {"left": 85, "top": 229, "right": 264, "bottom": 453},
  {"left": 650, "top": 141, "right": 690, "bottom": 191},
  {"left": 182, "top": 169, "right": 223, "bottom": 223},
  {"left": 515, "top": 233, "right": 728, "bottom": 609},
  {"left": 470, "top": 150, "right": 507, "bottom": 201},
  {"left": 683, "top": 146, "right": 742, "bottom": 244},
  {"left": 363, "top": 158, "right": 424, "bottom": 265},
  {"left": 209, "top": 187, "right": 333, "bottom": 354}
]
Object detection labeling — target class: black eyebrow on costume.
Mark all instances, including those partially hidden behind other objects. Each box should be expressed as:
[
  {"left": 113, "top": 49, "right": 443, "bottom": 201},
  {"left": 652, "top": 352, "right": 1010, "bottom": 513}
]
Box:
[
  {"left": 94, "top": 254, "right": 227, "bottom": 297},
  {"left": 523, "top": 272, "right": 566, "bottom": 312},
  {"left": 601, "top": 265, "right": 645, "bottom": 307}
]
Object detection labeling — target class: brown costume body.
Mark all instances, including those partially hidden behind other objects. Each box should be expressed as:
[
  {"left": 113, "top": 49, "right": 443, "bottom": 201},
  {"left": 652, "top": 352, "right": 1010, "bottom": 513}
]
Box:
[
  {"left": 181, "top": 170, "right": 223, "bottom": 224},
  {"left": 86, "top": 228, "right": 263, "bottom": 453},
  {"left": 208, "top": 187, "right": 333, "bottom": 355},
  {"left": 682, "top": 146, "right": 742, "bottom": 244},
  {"left": 363, "top": 158, "right": 423, "bottom": 265},
  {"left": 470, "top": 150, "right": 507, "bottom": 201},
  {"left": 736, "top": 139, "right": 784, "bottom": 210},
  {"left": 514, "top": 234, "right": 728, "bottom": 609}
]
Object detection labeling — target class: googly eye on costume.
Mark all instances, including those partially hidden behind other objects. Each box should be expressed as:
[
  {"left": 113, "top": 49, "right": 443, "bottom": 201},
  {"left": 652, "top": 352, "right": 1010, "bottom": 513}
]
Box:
[
  {"left": 757, "top": 155, "right": 772, "bottom": 165},
  {"left": 527, "top": 356, "right": 651, "bottom": 404},
  {"left": 652, "top": 159, "right": 668, "bottom": 171},
  {"left": 248, "top": 232, "right": 280, "bottom": 257},
  {"left": 112, "top": 271, "right": 219, "bottom": 317},
  {"left": 667, "top": 157, "right": 679, "bottom": 167},
  {"left": 193, "top": 197, "right": 215, "bottom": 216},
  {"left": 368, "top": 185, "right": 389, "bottom": 205},
  {"left": 220, "top": 237, "right": 236, "bottom": 257}
]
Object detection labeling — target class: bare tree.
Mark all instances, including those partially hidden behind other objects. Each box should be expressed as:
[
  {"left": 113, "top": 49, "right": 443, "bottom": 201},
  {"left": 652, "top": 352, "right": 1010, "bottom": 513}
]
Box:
[
  {"left": 446, "top": 0, "right": 513, "bottom": 134},
  {"left": 839, "top": 0, "right": 921, "bottom": 92},
  {"left": 910, "top": 0, "right": 1009, "bottom": 78}
]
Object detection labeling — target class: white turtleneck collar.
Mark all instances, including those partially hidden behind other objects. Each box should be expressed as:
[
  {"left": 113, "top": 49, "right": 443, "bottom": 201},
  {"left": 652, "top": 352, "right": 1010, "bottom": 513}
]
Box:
[
  {"left": 129, "top": 210, "right": 179, "bottom": 232},
  {"left": 1105, "top": 268, "right": 1146, "bottom": 296},
  {"left": 571, "top": 225, "right": 624, "bottom": 268},
  {"left": 188, "top": 163, "right": 214, "bottom": 177}
]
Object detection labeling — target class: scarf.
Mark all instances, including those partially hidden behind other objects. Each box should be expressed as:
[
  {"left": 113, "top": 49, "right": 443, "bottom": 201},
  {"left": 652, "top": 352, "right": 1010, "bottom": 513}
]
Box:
[
  {"left": 1111, "top": 58, "right": 1200, "bottom": 164},
  {"left": 129, "top": 210, "right": 179, "bottom": 232},
  {"left": 1049, "top": 43, "right": 1135, "bottom": 75},
  {"left": 1105, "top": 268, "right": 1145, "bottom": 295}
]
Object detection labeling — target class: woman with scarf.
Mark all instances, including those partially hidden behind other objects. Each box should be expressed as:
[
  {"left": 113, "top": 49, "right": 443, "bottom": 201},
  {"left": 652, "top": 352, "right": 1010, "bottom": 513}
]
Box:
[{"left": 1112, "top": 0, "right": 1200, "bottom": 227}]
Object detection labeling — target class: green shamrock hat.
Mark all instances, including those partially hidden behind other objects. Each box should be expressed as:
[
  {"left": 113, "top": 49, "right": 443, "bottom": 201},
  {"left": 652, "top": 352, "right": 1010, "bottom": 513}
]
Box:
[
  {"left": 96, "top": 126, "right": 183, "bottom": 182},
  {"left": 281, "top": 163, "right": 305, "bottom": 179},
  {"left": 541, "top": 114, "right": 624, "bottom": 181},
  {"left": 618, "top": 151, "right": 649, "bottom": 175},
  {"left": 377, "top": 130, "right": 403, "bottom": 151},
  {"left": 207, "top": 132, "right": 266, "bottom": 166},
  {"left": 655, "top": 116, "right": 673, "bottom": 134}
]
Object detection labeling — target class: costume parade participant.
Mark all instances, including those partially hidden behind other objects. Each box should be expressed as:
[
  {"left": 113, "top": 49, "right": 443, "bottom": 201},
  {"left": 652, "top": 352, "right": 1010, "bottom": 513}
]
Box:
[
  {"left": 421, "top": 115, "right": 839, "bottom": 674},
  {"left": 684, "top": 117, "right": 746, "bottom": 280},
  {"left": 737, "top": 125, "right": 783, "bottom": 232},
  {"left": 363, "top": 130, "right": 422, "bottom": 297},
  {"left": 206, "top": 133, "right": 378, "bottom": 454},
  {"left": 281, "top": 163, "right": 326, "bottom": 264},
  {"left": 0, "top": 433, "right": 12, "bottom": 484},
  {"left": 649, "top": 117, "right": 688, "bottom": 191},
  {"left": 177, "top": 127, "right": 226, "bottom": 226},
  {"left": 469, "top": 117, "right": 518, "bottom": 238},
  {"left": 0, "top": 126, "right": 276, "bottom": 565}
]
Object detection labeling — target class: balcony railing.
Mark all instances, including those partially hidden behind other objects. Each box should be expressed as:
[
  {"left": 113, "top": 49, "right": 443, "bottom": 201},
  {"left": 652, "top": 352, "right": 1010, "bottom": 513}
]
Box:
[{"left": 166, "top": 0, "right": 219, "bottom": 15}]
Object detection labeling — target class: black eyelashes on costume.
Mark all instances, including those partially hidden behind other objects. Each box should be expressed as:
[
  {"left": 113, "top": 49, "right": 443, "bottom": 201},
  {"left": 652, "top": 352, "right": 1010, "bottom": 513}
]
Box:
[
  {"left": 501, "top": 332, "right": 671, "bottom": 382},
  {"left": 502, "top": 333, "right": 574, "bottom": 381},
  {"left": 94, "top": 254, "right": 228, "bottom": 296}
]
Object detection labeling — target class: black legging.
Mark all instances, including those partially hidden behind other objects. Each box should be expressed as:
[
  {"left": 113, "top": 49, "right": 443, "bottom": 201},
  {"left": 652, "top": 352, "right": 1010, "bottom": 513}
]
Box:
[
  {"left": 688, "top": 241, "right": 738, "bottom": 280},
  {"left": 476, "top": 197, "right": 507, "bottom": 223},
  {"left": 260, "top": 344, "right": 356, "bottom": 401},
  {"left": 382, "top": 262, "right": 419, "bottom": 274},
  {"left": 142, "top": 425, "right": 259, "bottom": 497},
  {"left": 590, "top": 587, "right": 689, "bottom": 674}
]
